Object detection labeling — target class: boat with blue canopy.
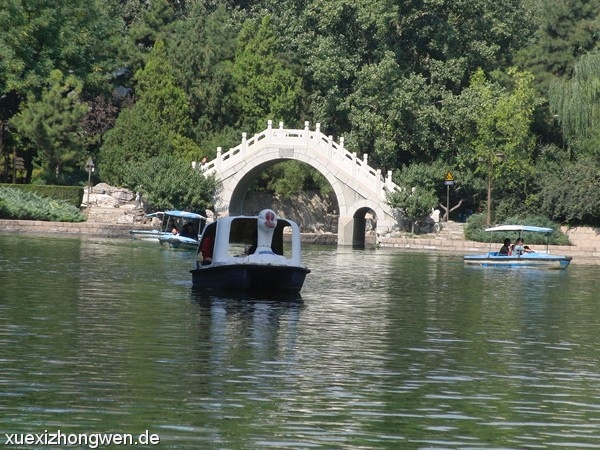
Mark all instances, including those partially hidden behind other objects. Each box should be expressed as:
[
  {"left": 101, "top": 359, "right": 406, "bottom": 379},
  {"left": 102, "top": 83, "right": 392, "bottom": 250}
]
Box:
[
  {"left": 463, "top": 225, "right": 573, "bottom": 270},
  {"left": 156, "top": 210, "right": 206, "bottom": 251}
]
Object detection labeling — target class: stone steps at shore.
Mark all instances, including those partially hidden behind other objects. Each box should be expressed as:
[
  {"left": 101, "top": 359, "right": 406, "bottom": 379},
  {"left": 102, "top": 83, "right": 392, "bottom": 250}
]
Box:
[
  {"left": 436, "top": 221, "right": 466, "bottom": 240},
  {"left": 84, "top": 205, "right": 146, "bottom": 225}
]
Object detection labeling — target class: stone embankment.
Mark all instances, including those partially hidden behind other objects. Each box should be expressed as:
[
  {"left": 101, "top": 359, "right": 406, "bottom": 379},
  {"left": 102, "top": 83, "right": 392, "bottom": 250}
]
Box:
[
  {"left": 1, "top": 185, "right": 598, "bottom": 264},
  {"left": 2, "top": 214, "right": 598, "bottom": 264}
]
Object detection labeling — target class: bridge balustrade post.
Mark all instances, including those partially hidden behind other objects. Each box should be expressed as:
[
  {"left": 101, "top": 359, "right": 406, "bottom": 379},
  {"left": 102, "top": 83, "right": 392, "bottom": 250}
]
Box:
[
  {"left": 279, "top": 121, "right": 284, "bottom": 129},
  {"left": 385, "top": 170, "right": 394, "bottom": 194},
  {"left": 328, "top": 135, "right": 333, "bottom": 161},
  {"left": 216, "top": 147, "right": 222, "bottom": 172},
  {"left": 267, "top": 120, "right": 273, "bottom": 143},
  {"left": 304, "top": 121, "right": 310, "bottom": 145},
  {"left": 352, "top": 152, "right": 357, "bottom": 178},
  {"left": 241, "top": 132, "right": 247, "bottom": 157},
  {"left": 376, "top": 168, "right": 382, "bottom": 194}
]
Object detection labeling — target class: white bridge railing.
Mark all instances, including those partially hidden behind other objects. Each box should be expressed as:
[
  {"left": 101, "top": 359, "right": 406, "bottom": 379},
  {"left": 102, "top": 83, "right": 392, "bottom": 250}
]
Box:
[{"left": 194, "top": 121, "right": 398, "bottom": 200}]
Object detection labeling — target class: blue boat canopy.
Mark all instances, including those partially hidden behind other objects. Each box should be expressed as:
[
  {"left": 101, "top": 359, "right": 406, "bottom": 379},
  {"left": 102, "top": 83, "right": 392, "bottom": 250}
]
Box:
[
  {"left": 485, "top": 225, "right": 554, "bottom": 234},
  {"left": 164, "top": 210, "right": 206, "bottom": 220}
]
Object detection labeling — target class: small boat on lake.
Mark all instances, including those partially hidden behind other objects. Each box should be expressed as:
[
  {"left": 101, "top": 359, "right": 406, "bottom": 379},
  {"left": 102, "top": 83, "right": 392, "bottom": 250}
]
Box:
[
  {"left": 155, "top": 210, "right": 206, "bottom": 251},
  {"left": 190, "top": 208, "right": 311, "bottom": 292},
  {"left": 464, "top": 225, "right": 573, "bottom": 270},
  {"left": 129, "top": 212, "right": 166, "bottom": 241}
]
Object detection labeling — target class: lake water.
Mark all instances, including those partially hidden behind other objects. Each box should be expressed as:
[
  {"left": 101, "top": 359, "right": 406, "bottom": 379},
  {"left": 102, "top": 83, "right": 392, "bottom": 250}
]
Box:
[{"left": 1, "top": 234, "right": 600, "bottom": 449}]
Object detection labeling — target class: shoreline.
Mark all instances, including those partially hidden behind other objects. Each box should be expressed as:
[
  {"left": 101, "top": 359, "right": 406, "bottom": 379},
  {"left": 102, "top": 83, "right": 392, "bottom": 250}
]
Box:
[{"left": 1, "top": 218, "right": 598, "bottom": 265}]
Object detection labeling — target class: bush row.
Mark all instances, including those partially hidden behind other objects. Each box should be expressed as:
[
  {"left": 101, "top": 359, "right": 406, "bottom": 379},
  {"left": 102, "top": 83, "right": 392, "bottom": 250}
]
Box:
[
  {"left": 0, "top": 186, "right": 86, "bottom": 222},
  {"left": 464, "top": 213, "right": 570, "bottom": 245}
]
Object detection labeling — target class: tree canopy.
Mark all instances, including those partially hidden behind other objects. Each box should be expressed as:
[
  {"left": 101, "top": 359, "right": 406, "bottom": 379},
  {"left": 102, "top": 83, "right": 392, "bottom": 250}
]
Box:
[{"left": 1, "top": 0, "right": 600, "bottom": 225}]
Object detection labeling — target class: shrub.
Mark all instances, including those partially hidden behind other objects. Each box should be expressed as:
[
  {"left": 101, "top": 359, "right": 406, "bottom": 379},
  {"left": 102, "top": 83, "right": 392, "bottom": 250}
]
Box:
[
  {"left": 464, "top": 213, "right": 569, "bottom": 245},
  {"left": 0, "top": 187, "right": 86, "bottom": 222}
]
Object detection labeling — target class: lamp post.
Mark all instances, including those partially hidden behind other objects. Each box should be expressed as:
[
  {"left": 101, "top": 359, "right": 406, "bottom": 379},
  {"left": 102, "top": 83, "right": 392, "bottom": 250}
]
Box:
[
  {"left": 85, "top": 157, "right": 95, "bottom": 207},
  {"left": 483, "top": 152, "right": 504, "bottom": 226}
]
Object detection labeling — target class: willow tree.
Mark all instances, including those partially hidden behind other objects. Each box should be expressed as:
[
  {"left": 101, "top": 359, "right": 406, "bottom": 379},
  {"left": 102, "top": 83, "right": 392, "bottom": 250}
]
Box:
[{"left": 549, "top": 52, "right": 600, "bottom": 159}]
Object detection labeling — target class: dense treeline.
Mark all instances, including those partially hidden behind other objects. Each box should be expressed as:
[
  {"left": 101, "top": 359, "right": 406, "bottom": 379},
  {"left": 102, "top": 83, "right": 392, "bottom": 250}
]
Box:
[{"left": 1, "top": 0, "right": 599, "bottom": 224}]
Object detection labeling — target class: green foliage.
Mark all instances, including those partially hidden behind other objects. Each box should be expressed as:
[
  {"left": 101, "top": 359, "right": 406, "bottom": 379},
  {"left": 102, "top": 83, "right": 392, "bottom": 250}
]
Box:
[
  {"left": 1, "top": 0, "right": 599, "bottom": 228},
  {"left": 387, "top": 186, "right": 438, "bottom": 233},
  {"left": 252, "top": 162, "right": 334, "bottom": 200},
  {"left": 464, "top": 212, "right": 570, "bottom": 245},
  {"left": 515, "top": 0, "right": 600, "bottom": 94},
  {"left": 0, "top": 0, "right": 120, "bottom": 95},
  {"left": 118, "top": 0, "right": 178, "bottom": 71},
  {"left": 0, "top": 183, "right": 83, "bottom": 207},
  {"left": 99, "top": 40, "right": 200, "bottom": 185},
  {"left": 0, "top": 186, "right": 85, "bottom": 221},
  {"left": 462, "top": 68, "right": 540, "bottom": 184},
  {"left": 535, "top": 157, "right": 600, "bottom": 226},
  {"left": 231, "top": 15, "right": 304, "bottom": 133},
  {"left": 10, "top": 70, "right": 89, "bottom": 184},
  {"left": 346, "top": 55, "right": 440, "bottom": 168},
  {"left": 169, "top": 2, "right": 238, "bottom": 147},
  {"left": 549, "top": 53, "right": 600, "bottom": 158},
  {"left": 454, "top": 68, "right": 542, "bottom": 223},
  {"left": 123, "top": 154, "right": 218, "bottom": 212}
]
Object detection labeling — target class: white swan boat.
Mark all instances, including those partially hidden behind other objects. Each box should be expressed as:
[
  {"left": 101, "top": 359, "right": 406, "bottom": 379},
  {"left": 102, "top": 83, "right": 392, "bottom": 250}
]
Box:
[
  {"left": 464, "top": 225, "right": 573, "bottom": 270},
  {"left": 190, "top": 209, "right": 310, "bottom": 292}
]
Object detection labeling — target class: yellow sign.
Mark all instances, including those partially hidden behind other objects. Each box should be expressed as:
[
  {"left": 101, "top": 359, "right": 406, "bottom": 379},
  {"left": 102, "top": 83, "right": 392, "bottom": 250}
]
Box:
[{"left": 445, "top": 171, "right": 454, "bottom": 182}]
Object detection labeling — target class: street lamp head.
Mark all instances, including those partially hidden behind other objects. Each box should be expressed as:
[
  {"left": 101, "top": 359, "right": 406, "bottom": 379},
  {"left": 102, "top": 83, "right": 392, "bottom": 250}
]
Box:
[{"left": 85, "top": 157, "right": 95, "bottom": 171}]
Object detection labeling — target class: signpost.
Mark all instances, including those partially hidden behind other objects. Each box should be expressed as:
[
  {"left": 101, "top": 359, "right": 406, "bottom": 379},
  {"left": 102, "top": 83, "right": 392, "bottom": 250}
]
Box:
[{"left": 444, "top": 172, "right": 455, "bottom": 222}]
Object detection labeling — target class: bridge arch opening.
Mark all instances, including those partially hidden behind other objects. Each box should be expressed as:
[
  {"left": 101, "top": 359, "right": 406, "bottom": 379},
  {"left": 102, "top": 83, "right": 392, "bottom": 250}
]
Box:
[
  {"left": 351, "top": 207, "right": 377, "bottom": 249},
  {"left": 228, "top": 160, "right": 340, "bottom": 234}
]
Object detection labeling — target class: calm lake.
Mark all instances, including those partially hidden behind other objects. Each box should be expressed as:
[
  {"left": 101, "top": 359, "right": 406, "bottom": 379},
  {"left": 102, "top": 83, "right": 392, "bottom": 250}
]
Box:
[{"left": 1, "top": 234, "right": 600, "bottom": 449}]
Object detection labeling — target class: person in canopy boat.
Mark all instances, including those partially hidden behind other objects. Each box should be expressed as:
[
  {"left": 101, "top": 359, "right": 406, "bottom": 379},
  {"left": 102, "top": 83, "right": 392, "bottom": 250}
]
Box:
[{"left": 499, "top": 238, "right": 512, "bottom": 255}]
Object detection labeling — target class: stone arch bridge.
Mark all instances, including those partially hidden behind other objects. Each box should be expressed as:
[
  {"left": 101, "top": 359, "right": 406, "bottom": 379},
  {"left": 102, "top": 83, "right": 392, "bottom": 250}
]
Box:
[{"left": 197, "top": 121, "right": 400, "bottom": 247}]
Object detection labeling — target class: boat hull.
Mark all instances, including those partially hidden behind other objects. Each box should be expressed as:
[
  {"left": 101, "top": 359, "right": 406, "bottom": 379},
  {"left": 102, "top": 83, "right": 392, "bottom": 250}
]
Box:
[
  {"left": 158, "top": 235, "right": 198, "bottom": 251},
  {"left": 129, "top": 230, "right": 168, "bottom": 241},
  {"left": 190, "top": 263, "right": 310, "bottom": 292},
  {"left": 464, "top": 252, "right": 572, "bottom": 270}
]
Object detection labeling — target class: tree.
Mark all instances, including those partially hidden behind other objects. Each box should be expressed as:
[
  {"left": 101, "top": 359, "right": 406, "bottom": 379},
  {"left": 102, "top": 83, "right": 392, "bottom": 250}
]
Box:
[
  {"left": 125, "top": 154, "right": 218, "bottom": 212},
  {"left": 99, "top": 40, "right": 198, "bottom": 185},
  {"left": 457, "top": 68, "right": 540, "bottom": 224},
  {"left": 536, "top": 156, "right": 600, "bottom": 225},
  {"left": 387, "top": 186, "right": 438, "bottom": 234},
  {"left": 118, "top": 0, "right": 178, "bottom": 72},
  {"left": 515, "top": 0, "right": 600, "bottom": 92},
  {"left": 549, "top": 52, "right": 600, "bottom": 159},
  {"left": 169, "top": 2, "right": 239, "bottom": 154},
  {"left": 11, "top": 70, "right": 89, "bottom": 184},
  {"left": 392, "top": 160, "right": 478, "bottom": 221},
  {"left": 231, "top": 15, "right": 304, "bottom": 133},
  {"left": 346, "top": 53, "right": 446, "bottom": 168}
]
